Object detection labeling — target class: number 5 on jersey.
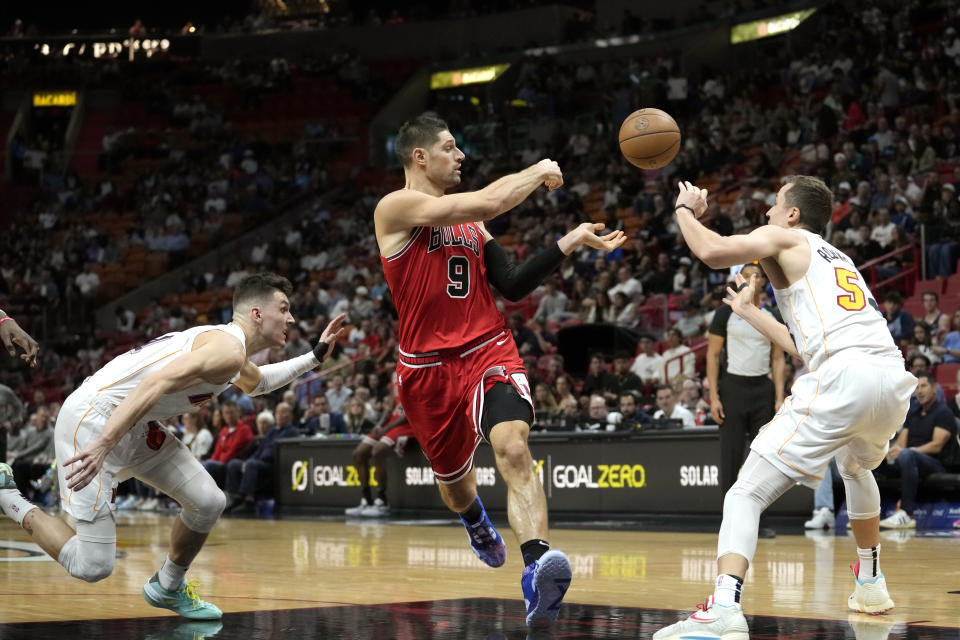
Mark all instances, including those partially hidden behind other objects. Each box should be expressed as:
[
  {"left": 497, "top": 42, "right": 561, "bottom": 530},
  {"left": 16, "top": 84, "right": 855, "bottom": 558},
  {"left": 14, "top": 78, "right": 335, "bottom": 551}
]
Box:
[
  {"left": 447, "top": 256, "right": 470, "bottom": 298},
  {"left": 834, "top": 267, "right": 866, "bottom": 311}
]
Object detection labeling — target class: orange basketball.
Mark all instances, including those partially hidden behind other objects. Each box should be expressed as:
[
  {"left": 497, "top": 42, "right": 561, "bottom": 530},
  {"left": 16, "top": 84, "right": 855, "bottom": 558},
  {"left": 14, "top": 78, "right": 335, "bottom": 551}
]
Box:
[{"left": 618, "top": 108, "right": 681, "bottom": 170}]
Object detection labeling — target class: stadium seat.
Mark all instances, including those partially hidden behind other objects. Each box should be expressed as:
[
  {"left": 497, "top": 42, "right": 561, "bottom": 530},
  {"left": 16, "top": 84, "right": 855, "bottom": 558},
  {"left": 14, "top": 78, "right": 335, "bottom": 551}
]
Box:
[
  {"left": 945, "top": 274, "right": 960, "bottom": 296},
  {"left": 902, "top": 296, "right": 925, "bottom": 319},
  {"left": 914, "top": 279, "right": 943, "bottom": 295},
  {"left": 937, "top": 363, "right": 960, "bottom": 401}
]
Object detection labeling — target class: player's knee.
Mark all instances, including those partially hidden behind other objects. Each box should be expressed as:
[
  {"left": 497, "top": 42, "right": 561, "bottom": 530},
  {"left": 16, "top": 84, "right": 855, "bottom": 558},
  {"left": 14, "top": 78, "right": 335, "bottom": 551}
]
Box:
[
  {"left": 180, "top": 481, "right": 226, "bottom": 533},
  {"left": 62, "top": 538, "right": 115, "bottom": 583},
  {"left": 372, "top": 443, "right": 390, "bottom": 460},
  {"left": 494, "top": 438, "right": 531, "bottom": 471},
  {"left": 74, "top": 555, "right": 114, "bottom": 583}
]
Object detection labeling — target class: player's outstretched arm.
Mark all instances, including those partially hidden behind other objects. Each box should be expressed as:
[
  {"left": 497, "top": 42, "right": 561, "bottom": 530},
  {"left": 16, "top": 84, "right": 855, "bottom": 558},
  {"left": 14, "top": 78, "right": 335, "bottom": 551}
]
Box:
[
  {"left": 723, "top": 273, "right": 801, "bottom": 359},
  {"left": 63, "top": 333, "right": 247, "bottom": 491},
  {"left": 483, "top": 222, "right": 625, "bottom": 301},
  {"left": 0, "top": 310, "right": 39, "bottom": 367},
  {"left": 376, "top": 159, "right": 563, "bottom": 232},
  {"left": 234, "top": 313, "right": 347, "bottom": 396},
  {"left": 673, "top": 181, "right": 800, "bottom": 268}
]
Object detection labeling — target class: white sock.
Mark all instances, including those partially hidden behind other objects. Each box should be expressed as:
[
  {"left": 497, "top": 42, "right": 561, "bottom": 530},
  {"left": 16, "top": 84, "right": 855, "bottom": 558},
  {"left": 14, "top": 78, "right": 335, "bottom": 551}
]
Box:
[
  {"left": 0, "top": 489, "right": 38, "bottom": 526},
  {"left": 158, "top": 555, "right": 188, "bottom": 591},
  {"left": 857, "top": 545, "right": 881, "bottom": 581},
  {"left": 713, "top": 573, "right": 744, "bottom": 607}
]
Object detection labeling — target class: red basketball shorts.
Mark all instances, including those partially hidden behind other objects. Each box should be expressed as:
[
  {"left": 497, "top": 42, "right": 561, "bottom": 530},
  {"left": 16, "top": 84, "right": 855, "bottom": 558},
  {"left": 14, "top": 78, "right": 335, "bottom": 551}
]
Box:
[{"left": 397, "top": 329, "right": 533, "bottom": 484}]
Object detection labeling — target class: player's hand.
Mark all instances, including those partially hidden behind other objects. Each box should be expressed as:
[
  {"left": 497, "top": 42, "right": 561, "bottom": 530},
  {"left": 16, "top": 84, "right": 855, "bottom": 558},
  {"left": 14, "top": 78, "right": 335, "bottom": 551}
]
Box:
[
  {"left": 886, "top": 444, "right": 902, "bottom": 464},
  {"left": 537, "top": 159, "right": 563, "bottom": 191},
  {"left": 63, "top": 438, "right": 112, "bottom": 491},
  {"left": 577, "top": 222, "right": 627, "bottom": 253},
  {"left": 675, "top": 181, "right": 709, "bottom": 219},
  {"left": 710, "top": 396, "right": 725, "bottom": 424},
  {"left": 314, "top": 313, "right": 347, "bottom": 361},
  {"left": 723, "top": 272, "right": 759, "bottom": 317},
  {"left": 0, "top": 318, "right": 39, "bottom": 367}
]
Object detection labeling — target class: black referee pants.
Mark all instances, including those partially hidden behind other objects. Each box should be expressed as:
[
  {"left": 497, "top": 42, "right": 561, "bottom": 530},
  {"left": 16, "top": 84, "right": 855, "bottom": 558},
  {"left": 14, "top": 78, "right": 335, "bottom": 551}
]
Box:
[{"left": 718, "top": 373, "right": 776, "bottom": 494}]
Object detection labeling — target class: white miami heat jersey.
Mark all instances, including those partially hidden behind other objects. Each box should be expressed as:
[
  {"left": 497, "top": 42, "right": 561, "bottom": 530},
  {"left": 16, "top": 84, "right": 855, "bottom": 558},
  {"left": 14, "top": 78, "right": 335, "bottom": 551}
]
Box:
[
  {"left": 81, "top": 323, "right": 247, "bottom": 421},
  {"left": 773, "top": 229, "right": 899, "bottom": 372}
]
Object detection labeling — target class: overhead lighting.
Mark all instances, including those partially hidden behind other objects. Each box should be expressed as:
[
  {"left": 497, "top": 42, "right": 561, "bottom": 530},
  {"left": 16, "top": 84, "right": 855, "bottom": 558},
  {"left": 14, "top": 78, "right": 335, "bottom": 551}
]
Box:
[{"left": 731, "top": 8, "right": 816, "bottom": 44}]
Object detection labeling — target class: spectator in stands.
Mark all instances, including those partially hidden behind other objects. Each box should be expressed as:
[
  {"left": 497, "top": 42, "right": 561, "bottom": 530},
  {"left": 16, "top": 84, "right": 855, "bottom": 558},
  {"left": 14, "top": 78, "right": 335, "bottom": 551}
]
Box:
[
  {"left": 924, "top": 183, "right": 960, "bottom": 278},
  {"left": 607, "top": 265, "right": 642, "bottom": 299},
  {"left": 224, "top": 402, "right": 300, "bottom": 514},
  {"left": 578, "top": 394, "right": 613, "bottom": 432},
  {"left": 9, "top": 406, "right": 53, "bottom": 492},
  {"left": 883, "top": 291, "right": 914, "bottom": 347},
  {"left": 0, "top": 383, "right": 25, "bottom": 462},
  {"left": 580, "top": 291, "right": 615, "bottom": 324},
  {"left": 652, "top": 384, "right": 696, "bottom": 429},
  {"left": 534, "top": 279, "right": 570, "bottom": 323},
  {"left": 679, "top": 378, "right": 710, "bottom": 425},
  {"left": 509, "top": 312, "right": 547, "bottom": 357},
  {"left": 301, "top": 395, "right": 345, "bottom": 435},
  {"left": 630, "top": 335, "right": 665, "bottom": 389},
  {"left": 181, "top": 412, "right": 213, "bottom": 460},
  {"left": 533, "top": 382, "right": 558, "bottom": 416},
  {"left": 325, "top": 374, "right": 352, "bottom": 414},
  {"left": 283, "top": 326, "right": 312, "bottom": 359},
  {"left": 675, "top": 299, "right": 706, "bottom": 337},
  {"left": 342, "top": 396, "right": 374, "bottom": 435},
  {"left": 610, "top": 291, "right": 637, "bottom": 328},
  {"left": 581, "top": 354, "right": 613, "bottom": 401},
  {"left": 608, "top": 391, "right": 652, "bottom": 431},
  {"left": 933, "top": 309, "right": 960, "bottom": 364},
  {"left": 644, "top": 253, "right": 675, "bottom": 295},
  {"left": 876, "top": 372, "right": 957, "bottom": 529},
  {"left": 202, "top": 400, "right": 254, "bottom": 488},
  {"left": 609, "top": 351, "right": 643, "bottom": 399},
  {"left": 74, "top": 264, "right": 100, "bottom": 299},
  {"left": 908, "top": 324, "right": 941, "bottom": 365},
  {"left": 919, "top": 291, "right": 952, "bottom": 343},
  {"left": 662, "top": 327, "right": 695, "bottom": 382},
  {"left": 553, "top": 375, "right": 577, "bottom": 409}
]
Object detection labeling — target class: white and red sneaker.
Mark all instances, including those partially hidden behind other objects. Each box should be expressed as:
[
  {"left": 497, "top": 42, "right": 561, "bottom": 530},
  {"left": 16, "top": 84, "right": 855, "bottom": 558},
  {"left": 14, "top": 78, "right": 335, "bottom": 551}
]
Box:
[
  {"left": 847, "top": 562, "right": 895, "bottom": 615},
  {"left": 652, "top": 595, "right": 749, "bottom": 640}
]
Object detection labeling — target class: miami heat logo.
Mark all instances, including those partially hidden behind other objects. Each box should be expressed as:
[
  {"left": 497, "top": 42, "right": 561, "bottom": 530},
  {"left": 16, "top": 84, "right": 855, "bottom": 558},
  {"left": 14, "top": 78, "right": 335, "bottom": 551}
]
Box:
[
  {"left": 146, "top": 421, "right": 167, "bottom": 451},
  {"left": 633, "top": 118, "right": 650, "bottom": 131}
]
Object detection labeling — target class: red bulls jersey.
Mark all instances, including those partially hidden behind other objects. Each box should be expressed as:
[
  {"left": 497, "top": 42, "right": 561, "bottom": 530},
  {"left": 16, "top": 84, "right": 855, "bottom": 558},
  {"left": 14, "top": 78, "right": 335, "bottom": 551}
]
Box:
[{"left": 381, "top": 223, "right": 504, "bottom": 355}]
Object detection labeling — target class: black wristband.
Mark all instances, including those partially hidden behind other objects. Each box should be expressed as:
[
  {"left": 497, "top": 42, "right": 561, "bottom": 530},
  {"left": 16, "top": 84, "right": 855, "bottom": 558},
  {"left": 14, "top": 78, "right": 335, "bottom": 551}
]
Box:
[
  {"left": 675, "top": 204, "right": 696, "bottom": 214},
  {"left": 484, "top": 239, "right": 566, "bottom": 302},
  {"left": 313, "top": 341, "right": 328, "bottom": 362}
]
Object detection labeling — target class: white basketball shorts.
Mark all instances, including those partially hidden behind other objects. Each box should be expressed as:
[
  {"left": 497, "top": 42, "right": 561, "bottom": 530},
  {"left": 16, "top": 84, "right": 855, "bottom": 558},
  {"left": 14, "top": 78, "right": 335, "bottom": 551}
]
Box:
[{"left": 750, "top": 352, "right": 917, "bottom": 489}]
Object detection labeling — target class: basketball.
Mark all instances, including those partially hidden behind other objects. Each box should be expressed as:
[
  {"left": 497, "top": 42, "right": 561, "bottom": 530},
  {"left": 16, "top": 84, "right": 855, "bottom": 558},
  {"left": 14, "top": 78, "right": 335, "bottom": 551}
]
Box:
[{"left": 618, "top": 108, "right": 681, "bottom": 169}]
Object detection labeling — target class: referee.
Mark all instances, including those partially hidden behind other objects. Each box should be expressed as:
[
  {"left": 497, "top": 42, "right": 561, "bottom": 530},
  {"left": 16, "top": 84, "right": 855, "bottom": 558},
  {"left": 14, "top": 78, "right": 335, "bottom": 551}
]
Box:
[{"left": 707, "top": 263, "right": 785, "bottom": 494}]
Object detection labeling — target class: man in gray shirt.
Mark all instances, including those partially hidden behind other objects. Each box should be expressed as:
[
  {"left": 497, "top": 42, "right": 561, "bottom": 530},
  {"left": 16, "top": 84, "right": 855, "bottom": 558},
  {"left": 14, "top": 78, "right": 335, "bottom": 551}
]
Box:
[{"left": 0, "top": 383, "right": 25, "bottom": 462}]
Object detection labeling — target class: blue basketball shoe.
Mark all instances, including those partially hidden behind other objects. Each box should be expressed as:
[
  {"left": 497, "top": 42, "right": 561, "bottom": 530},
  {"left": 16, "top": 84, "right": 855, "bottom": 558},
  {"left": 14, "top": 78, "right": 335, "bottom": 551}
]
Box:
[
  {"left": 459, "top": 497, "right": 506, "bottom": 568},
  {"left": 521, "top": 549, "right": 572, "bottom": 628}
]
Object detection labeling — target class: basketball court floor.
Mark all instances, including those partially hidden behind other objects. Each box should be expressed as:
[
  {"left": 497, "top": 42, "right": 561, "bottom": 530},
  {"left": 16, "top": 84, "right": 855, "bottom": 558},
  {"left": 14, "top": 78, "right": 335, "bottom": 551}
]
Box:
[{"left": 0, "top": 511, "right": 957, "bottom": 639}]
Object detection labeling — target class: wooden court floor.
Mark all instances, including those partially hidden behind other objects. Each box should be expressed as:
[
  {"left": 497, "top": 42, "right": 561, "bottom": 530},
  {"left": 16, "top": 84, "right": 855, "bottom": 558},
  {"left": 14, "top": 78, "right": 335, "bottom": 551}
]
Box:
[{"left": 0, "top": 511, "right": 958, "bottom": 637}]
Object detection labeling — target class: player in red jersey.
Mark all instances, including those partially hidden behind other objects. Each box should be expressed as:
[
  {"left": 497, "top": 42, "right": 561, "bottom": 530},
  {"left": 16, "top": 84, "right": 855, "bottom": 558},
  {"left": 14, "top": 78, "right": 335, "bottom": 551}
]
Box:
[{"left": 374, "top": 113, "right": 624, "bottom": 628}]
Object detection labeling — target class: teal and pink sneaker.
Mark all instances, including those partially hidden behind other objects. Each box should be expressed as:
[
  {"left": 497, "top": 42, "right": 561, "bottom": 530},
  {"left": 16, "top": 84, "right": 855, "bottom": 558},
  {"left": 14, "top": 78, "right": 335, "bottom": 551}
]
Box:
[{"left": 142, "top": 573, "right": 222, "bottom": 620}]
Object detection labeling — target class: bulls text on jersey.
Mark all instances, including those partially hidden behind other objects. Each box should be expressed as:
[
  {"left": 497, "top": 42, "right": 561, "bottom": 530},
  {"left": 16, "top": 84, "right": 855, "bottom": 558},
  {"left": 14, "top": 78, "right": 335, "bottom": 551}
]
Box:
[{"left": 426, "top": 225, "right": 482, "bottom": 257}]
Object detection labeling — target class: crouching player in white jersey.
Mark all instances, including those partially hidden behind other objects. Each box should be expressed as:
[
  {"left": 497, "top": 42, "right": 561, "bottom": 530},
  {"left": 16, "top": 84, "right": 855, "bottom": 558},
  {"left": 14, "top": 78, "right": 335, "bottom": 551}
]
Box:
[
  {"left": 0, "top": 273, "right": 345, "bottom": 619},
  {"left": 654, "top": 177, "right": 917, "bottom": 640}
]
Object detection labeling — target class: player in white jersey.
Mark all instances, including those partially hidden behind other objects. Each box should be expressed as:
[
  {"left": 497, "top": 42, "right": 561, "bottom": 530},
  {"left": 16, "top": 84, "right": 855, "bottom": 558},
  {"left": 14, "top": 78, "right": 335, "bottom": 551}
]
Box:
[
  {"left": 654, "top": 176, "right": 917, "bottom": 640},
  {"left": 0, "top": 273, "right": 345, "bottom": 620}
]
